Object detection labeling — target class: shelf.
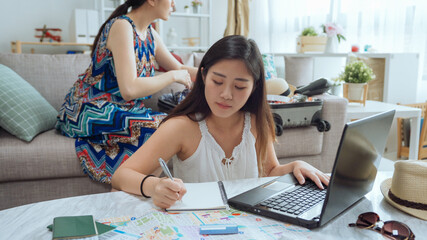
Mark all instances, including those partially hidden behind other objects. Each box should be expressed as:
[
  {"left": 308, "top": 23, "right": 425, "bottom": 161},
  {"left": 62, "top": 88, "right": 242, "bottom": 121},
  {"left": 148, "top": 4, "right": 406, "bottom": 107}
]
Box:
[
  {"left": 168, "top": 46, "right": 209, "bottom": 51},
  {"left": 171, "top": 12, "right": 210, "bottom": 18},
  {"left": 160, "top": 0, "right": 212, "bottom": 53},
  {"left": 11, "top": 41, "right": 92, "bottom": 54}
]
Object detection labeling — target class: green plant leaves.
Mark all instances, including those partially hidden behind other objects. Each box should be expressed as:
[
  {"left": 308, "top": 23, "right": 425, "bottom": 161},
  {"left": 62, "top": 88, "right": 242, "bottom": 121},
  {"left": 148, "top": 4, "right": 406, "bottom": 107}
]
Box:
[{"left": 339, "top": 60, "right": 375, "bottom": 83}]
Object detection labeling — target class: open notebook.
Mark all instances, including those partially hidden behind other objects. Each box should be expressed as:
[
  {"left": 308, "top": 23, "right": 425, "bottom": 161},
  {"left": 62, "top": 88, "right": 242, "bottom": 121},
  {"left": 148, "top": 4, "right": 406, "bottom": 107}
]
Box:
[{"left": 166, "top": 181, "right": 228, "bottom": 212}]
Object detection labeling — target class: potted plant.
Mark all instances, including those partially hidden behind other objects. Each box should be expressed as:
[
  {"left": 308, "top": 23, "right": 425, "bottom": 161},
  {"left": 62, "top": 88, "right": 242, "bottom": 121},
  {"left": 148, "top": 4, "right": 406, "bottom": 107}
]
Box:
[
  {"left": 330, "top": 77, "right": 344, "bottom": 96},
  {"left": 301, "top": 27, "right": 318, "bottom": 37},
  {"left": 296, "top": 27, "right": 327, "bottom": 53},
  {"left": 191, "top": 0, "right": 202, "bottom": 13},
  {"left": 339, "top": 60, "right": 375, "bottom": 103},
  {"left": 184, "top": 5, "right": 190, "bottom": 14}
]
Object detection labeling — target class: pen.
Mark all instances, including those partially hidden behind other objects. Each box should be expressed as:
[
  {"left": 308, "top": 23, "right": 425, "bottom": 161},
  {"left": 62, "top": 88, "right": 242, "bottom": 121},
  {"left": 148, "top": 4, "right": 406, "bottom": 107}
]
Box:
[
  {"left": 159, "top": 158, "right": 183, "bottom": 203},
  {"left": 158, "top": 158, "right": 174, "bottom": 181}
]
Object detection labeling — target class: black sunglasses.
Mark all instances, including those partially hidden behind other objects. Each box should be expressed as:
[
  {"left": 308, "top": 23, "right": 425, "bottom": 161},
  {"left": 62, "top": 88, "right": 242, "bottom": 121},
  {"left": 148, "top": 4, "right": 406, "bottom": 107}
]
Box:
[{"left": 349, "top": 212, "right": 415, "bottom": 240}]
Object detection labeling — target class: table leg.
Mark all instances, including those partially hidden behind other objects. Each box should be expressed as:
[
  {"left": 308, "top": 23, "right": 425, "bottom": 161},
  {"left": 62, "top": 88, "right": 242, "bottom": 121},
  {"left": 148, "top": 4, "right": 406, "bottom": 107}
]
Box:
[{"left": 408, "top": 116, "right": 421, "bottom": 159}]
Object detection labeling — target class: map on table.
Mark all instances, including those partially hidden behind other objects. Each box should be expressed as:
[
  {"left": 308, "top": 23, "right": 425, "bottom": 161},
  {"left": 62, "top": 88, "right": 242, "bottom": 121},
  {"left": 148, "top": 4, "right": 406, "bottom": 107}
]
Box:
[{"left": 98, "top": 208, "right": 312, "bottom": 239}]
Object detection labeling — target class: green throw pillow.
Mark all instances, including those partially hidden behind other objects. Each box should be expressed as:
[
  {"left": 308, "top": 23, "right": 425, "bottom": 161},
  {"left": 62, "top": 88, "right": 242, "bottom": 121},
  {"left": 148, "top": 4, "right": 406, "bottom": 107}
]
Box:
[{"left": 0, "top": 64, "right": 58, "bottom": 141}]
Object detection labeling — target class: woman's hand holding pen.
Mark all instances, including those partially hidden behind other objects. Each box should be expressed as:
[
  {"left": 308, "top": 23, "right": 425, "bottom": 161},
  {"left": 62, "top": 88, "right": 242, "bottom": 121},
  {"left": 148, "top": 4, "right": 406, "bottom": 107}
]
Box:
[
  {"left": 153, "top": 158, "right": 187, "bottom": 209},
  {"left": 152, "top": 178, "right": 186, "bottom": 209}
]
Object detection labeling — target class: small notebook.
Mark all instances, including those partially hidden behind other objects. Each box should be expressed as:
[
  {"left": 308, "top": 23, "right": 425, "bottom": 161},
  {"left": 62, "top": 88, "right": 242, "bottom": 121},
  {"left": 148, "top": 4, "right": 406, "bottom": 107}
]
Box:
[
  {"left": 166, "top": 181, "right": 228, "bottom": 212},
  {"left": 52, "top": 215, "right": 98, "bottom": 239}
]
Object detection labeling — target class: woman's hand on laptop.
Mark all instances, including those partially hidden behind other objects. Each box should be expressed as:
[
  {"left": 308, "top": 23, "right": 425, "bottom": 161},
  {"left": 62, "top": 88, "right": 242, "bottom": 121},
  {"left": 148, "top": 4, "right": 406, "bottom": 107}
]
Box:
[{"left": 291, "top": 160, "right": 330, "bottom": 189}]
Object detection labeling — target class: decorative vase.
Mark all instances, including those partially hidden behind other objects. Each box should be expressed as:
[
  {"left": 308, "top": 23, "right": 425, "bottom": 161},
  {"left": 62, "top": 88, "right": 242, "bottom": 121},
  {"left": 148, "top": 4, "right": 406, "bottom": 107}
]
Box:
[
  {"left": 192, "top": 5, "right": 201, "bottom": 14},
  {"left": 324, "top": 36, "right": 338, "bottom": 53},
  {"left": 345, "top": 83, "right": 367, "bottom": 100}
]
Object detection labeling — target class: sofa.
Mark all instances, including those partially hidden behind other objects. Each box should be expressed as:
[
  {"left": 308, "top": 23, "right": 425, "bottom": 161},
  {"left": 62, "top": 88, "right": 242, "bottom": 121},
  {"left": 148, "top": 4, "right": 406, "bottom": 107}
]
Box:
[{"left": 0, "top": 53, "right": 347, "bottom": 210}]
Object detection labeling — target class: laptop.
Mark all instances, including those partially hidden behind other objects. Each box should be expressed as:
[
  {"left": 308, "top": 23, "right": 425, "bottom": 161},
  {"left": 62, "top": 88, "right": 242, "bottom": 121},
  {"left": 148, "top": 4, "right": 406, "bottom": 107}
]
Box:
[{"left": 228, "top": 110, "right": 395, "bottom": 229}]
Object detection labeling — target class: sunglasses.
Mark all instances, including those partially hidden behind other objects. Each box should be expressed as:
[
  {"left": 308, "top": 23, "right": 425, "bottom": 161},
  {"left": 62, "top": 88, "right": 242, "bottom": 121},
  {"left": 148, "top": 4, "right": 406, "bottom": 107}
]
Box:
[{"left": 349, "top": 212, "right": 415, "bottom": 240}]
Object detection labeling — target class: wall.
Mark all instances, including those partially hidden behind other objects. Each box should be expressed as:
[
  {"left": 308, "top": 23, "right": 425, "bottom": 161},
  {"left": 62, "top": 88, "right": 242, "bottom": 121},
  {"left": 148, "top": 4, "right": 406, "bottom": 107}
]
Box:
[
  {"left": 0, "top": 0, "right": 227, "bottom": 54},
  {"left": 0, "top": 0, "right": 95, "bottom": 54},
  {"left": 210, "top": 0, "right": 227, "bottom": 45}
]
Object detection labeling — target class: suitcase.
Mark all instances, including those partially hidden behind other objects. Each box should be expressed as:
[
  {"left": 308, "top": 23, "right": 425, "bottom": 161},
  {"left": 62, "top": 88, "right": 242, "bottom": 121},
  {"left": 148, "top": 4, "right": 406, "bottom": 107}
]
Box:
[
  {"left": 157, "top": 89, "right": 190, "bottom": 113},
  {"left": 268, "top": 94, "right": 330, "bottom": 136}
]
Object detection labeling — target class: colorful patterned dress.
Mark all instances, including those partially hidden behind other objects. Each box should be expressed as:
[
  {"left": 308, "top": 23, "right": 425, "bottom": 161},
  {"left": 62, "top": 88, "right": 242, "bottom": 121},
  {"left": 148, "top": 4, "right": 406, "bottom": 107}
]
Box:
[{"left": 55, "top": 16, "right": 166, "bottom": 184}]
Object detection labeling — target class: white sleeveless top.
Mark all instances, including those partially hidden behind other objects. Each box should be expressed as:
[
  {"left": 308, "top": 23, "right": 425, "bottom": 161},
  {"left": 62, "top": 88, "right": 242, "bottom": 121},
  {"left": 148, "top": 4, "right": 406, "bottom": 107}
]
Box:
[{"left": 172, "top": 112, "right": 258, "bottom": 183}]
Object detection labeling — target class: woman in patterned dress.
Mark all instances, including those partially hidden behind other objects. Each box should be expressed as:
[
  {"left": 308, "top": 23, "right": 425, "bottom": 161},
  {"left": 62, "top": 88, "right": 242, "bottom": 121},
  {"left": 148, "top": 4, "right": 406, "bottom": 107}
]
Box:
[{"left": 56, "top": 0, "right": 196, "bottom": 184}]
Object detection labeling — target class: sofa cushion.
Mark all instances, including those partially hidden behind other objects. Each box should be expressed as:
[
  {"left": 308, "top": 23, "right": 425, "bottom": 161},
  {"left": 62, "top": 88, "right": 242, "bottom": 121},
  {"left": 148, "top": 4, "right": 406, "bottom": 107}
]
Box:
[
  {"left": 180, "top": 52, "right": 195, "bottom": 66},
  {"left": 0, "top": 128, "right": 85, "bottom": 182},
  {"left": 0, "top": 177, "right": 110, "bottom": 210},
  {"left": 0, "top": 64, "right": 58, "bottom": 141},
  {"left": 274, "top": 126, "right": 323, "bottom": 158},
  {"left": 0, "top": 53, "right": 91, "bottom": 111},
  {"left": 192, "top": 52, "right": 205, "bottom": 68}
]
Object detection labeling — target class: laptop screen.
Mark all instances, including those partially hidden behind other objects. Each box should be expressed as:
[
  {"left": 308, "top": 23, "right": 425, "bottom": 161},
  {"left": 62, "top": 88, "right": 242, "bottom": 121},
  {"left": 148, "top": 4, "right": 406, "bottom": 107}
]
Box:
[{"left": 319, "top": 110, "right": 395, "bottom": 225}]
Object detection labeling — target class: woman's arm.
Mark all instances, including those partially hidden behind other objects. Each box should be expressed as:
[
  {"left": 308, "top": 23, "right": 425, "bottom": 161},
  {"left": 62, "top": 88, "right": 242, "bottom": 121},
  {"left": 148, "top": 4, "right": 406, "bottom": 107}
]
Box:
[
  {"left": 111, "top": 116, "right": 192, "bottom": 208},
  {"left": 151, "top": 29, "right": 198, "bottom": 82},
  {"left": 107, "top": 20, "right": 192, "bottom": 101},
  {"left": 261, "top": 137, "right": 330, "bottom": 189}
]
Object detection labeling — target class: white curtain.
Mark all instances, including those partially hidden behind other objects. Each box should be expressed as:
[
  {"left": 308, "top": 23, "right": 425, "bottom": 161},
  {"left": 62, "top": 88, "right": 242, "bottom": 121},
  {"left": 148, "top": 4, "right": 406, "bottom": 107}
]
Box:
[
  {"left": 338, "top": 0, "right": 427, "bottom": 53},
  {"left": 249, "top": 0, "right": 427, "bottom": 79},
  {"left": 249, "top": 0, "right": 331, "bottom": 53}
]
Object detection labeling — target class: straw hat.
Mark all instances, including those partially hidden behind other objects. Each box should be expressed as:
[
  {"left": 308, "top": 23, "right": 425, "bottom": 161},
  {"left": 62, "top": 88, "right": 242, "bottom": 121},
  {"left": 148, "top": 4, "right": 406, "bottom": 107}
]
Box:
[{"left": 380, "top": 160, "right": 427, "bottom": 220}]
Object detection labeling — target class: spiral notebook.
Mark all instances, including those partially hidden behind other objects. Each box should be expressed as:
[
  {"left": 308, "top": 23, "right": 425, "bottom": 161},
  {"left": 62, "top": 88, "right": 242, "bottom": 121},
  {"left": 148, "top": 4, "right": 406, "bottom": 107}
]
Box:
[{"left": 166, "top": 181, "right": 228, "bottom": 212}]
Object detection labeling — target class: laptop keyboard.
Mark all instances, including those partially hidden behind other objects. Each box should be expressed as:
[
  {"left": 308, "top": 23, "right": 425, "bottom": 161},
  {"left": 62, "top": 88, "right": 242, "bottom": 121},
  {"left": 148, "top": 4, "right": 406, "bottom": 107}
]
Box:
[{"left": 259, "top": 181, "right": 326, "bottom": 215}]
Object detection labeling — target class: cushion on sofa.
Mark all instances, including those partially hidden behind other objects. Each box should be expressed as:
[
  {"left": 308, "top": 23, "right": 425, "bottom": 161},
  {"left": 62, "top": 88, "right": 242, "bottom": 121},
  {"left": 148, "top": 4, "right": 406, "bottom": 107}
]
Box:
[
  {"left": 193, "top": 52, "right": 204, "bottom": 68},
  {"left": 0, "top": 64, "right": 58, "bottom": 141},
  {"left": 0, "top": 128, "right": 84, "bottom": 182}
]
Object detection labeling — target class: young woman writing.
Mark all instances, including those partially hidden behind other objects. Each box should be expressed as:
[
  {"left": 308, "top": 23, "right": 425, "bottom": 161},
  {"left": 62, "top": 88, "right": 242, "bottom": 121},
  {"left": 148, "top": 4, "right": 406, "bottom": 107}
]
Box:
[
  {"left": 56, "top": 0, "right": 196, "bottom": 184},
  {"left": 111, "top": 35, "right": 330, "bottom": 209}
]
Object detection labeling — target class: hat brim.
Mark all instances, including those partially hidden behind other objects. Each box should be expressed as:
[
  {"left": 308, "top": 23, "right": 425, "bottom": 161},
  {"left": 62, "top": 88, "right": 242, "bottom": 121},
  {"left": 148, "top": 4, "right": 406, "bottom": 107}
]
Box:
[{"left": 380, "top": 178, "right": 427, "bottom": 221}]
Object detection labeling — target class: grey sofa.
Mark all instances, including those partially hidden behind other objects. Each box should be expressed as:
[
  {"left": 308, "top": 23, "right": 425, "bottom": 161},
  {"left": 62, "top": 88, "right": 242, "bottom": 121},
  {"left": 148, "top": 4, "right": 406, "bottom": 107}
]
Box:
[{"left": 0, "top": 53, "right": 347, "bottom": 210}]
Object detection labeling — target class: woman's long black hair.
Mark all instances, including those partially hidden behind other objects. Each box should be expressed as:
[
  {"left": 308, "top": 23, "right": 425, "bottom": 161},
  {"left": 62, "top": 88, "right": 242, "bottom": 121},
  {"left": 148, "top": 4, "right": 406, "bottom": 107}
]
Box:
[
  {"left": 163, "top": 35, "right": 276, "bottom": 176},
  {"left": 91, "top": 0, "right": 147, "bottom": 56}
]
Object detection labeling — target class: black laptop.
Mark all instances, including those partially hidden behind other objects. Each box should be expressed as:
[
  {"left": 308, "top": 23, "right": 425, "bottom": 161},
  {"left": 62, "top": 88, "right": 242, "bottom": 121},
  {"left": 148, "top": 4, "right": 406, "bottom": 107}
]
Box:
[{"left": 228, "top": 110, "right": 395, "bottom": 229}]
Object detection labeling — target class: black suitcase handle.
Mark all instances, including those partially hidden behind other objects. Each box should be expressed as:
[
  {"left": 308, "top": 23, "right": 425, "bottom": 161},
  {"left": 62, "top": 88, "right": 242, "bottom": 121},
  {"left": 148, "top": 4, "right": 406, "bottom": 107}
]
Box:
[{"left": 294, "top": 78, "right": 331, "bottom": 96}]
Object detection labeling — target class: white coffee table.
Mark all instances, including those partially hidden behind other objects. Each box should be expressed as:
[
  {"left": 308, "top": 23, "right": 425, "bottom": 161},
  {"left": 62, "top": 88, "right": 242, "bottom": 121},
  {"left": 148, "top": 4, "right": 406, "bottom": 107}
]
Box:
[
  {"left": 1, "top": 172, "right": 426, "bottom": 239},
  {"left": 347, "top": 100, "right": 422, "bottom": 159}
]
